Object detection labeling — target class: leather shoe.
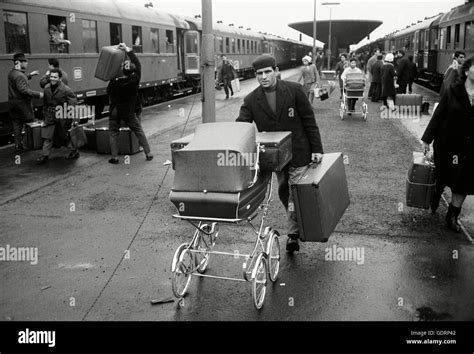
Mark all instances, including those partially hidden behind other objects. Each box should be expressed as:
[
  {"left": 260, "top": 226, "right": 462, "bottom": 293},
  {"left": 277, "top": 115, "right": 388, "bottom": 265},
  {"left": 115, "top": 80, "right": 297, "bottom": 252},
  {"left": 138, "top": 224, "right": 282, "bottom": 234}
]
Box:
[
  {"left": 286, "top": 236, "right": 300, "bottom": 253},
  {"left": 108, "top": 158, "right": 119, "bottom": 164},
  {"left": 146, "top": 153, "right": 154, "bottom": 161},
  {"left": 66, "top": 151, "right": 80, "bottom": 159},
  {"left": 36, "top": 156, "right": 49, "bottom": 164}
]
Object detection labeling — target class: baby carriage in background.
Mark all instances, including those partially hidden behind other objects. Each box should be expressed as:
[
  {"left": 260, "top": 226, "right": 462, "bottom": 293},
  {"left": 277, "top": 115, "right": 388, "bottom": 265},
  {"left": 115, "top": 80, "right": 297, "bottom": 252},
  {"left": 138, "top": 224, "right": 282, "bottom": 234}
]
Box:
[{"left": 340, "top": 72, "right": 368, "bottom": 121}]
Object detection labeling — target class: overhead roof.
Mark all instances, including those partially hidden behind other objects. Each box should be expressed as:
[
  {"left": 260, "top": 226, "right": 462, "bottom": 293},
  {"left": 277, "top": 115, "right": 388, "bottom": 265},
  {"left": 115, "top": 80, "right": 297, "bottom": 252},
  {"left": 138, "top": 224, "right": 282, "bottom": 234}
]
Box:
[{"left": 288, "top": 20, "right": 382, "bottom": 47}]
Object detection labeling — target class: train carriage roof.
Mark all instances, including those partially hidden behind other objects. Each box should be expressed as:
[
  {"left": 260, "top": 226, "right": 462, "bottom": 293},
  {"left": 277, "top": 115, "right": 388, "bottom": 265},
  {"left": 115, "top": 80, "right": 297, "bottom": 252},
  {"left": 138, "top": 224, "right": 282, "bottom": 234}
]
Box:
[
  {"left": 391, "top": 14, "right": 442, "bottom": 38},
  {"left": 2, "top": 0, "right": 190, "bottom": 28},
  {"left": 184, "top": 17, "right": 264, "bottom": 39},
  {"left": 438, "top": 2, "right": 474, "bottom": 26}
]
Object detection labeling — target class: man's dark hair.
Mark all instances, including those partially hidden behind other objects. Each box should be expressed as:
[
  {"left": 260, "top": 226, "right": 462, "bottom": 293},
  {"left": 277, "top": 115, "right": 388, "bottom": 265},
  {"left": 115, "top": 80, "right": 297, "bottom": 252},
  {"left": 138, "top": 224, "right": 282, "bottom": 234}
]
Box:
[
  {"left": 408, "top": 54, "right": 414, "bottom": 61},
  {"left": 349, "top": 57, "right": 359, "bottom": 65},
  {"left": 454, "top": 51, "right": 466, "bottom": 59},
  {"left": 48, "top": 58, "right": 59, "bottom": 68},
  {"left": 377, "top": 54, "right": 383, "bottom": 60},
  {"left": 458, "top": 56, "right": 473, "bottom": 83},
  {"left": 398, "top": 50, "right": 405, "bottom": 56},
  {"left": 340, "top": 53, "right": 347, "bottom": 59},
  {"left": 49, "top": 68, "right": 62, "bottom": 78}
]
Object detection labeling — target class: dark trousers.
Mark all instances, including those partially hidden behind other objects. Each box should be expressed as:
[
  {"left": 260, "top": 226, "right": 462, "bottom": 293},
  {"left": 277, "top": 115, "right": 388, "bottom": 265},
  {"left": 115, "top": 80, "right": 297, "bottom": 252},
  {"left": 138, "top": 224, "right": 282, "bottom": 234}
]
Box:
[
  {"left": 371, "top": 82, "right": 381, "bottom": 102},
  {"left": 109, "top": 111, "right": 150, "bottom": 157},
  {"left": 12, "top": 119, "right": 26, "bottom": 147},
  {"left": 368, "top": 82, "right": 375, "bottom": 98},
  {"left": 408, "top": 82, "right": 413, "bottom": 94},
  {"left": 397, "top": 83, "right": 407, "bottom": 94},
  {"left": 222, "top": 78, "right": 234, "bottom": 98}
]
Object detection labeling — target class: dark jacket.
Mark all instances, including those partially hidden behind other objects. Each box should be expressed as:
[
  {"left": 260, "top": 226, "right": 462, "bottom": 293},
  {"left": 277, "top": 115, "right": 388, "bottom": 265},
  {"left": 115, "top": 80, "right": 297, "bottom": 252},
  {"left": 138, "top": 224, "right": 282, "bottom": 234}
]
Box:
[
  {"left": 421, "top": 81, "right": 474, "bottom": 194},
  {"left": 236, "top": 80, "right": 323, "bottom": 167},
  {"left": 440, "top": 65, "right": 460, "bottom": 98},
  {"left": 371, "top": 60, "right": 383, "bottom": 83},
  {"left": 218, "top": 61, "right": 236, "bottom": 82},
  {"left": 396, "top": 56, "right": 410, "bottom": 86},
  {"left": 407, "top": 60, "right": 418, "bottom": 83},
  {"left": 107, "top": 50, "right": 141, "bottom": 119},
  {"left": 40, "top": 69, "right": 68, "bottom": 89},
  {"left": 41, "top": 81, "right": 77, "bottom": 143},
  {"left": 8, "top": 68, "right": 42, "bottom": 121},
  {"left": 381, "top": 62, "right": 396, "bottom": 98}
]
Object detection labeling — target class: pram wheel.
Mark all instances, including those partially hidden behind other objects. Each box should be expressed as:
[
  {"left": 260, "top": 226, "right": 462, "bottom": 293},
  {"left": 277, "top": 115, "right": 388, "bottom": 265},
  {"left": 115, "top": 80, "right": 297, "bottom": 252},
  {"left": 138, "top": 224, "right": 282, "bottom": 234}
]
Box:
[
  {"left": 362, "top": 102, "right": 368, "bottom": 121},
  {"left": 265, "top": 230, "right": 280, "bottom": 282},
  {"left": 193, "top": 223, "right": 218, "bottom": 273},
  {"left": 251, "top": 252, "right": 268, "bottom": 309},
  {"left": 171, "top": 243, "right": 194, "bottom": 298}
]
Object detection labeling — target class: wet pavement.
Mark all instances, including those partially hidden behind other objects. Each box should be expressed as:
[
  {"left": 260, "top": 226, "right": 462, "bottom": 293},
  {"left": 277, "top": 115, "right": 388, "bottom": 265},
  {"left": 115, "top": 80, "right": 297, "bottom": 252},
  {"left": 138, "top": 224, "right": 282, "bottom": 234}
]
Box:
[{"left": 0, "top": 68, "right": 473, "bottom": 322}]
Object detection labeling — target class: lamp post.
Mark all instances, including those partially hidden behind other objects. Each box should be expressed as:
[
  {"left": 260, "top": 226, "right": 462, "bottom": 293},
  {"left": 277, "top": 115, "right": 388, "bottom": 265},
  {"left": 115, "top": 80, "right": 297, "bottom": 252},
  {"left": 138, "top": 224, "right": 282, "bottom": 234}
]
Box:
[
  {"left": 312, "top": 0, "right": 317, "bottom": 58},
  {"left": 322, "top": 2, "right": 340, "bottom": 70}
]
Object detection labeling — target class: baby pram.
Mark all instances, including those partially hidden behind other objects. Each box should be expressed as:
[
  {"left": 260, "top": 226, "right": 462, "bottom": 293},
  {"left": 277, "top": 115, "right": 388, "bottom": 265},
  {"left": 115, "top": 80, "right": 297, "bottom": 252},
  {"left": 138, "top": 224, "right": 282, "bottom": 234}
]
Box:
[
  {"left": 340, "top": 72, "right": 368, "bottom": 120},
  {"left": 169, "top": 122, "right": 291, "bottom": 309}
]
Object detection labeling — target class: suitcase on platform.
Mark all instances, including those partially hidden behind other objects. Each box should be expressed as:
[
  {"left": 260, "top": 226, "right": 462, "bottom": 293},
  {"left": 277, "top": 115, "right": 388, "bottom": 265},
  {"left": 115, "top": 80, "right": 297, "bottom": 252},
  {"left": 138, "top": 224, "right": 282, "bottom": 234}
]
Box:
[
  {"left": 291, "top": 153, "right": 350, "bottom": 242},
  {"left": 257, "top": 131, "right": 292, "bottom": 172},
  {"left": 96, "top": 127, "right": 140, "bottom": 155},
  {"left": 396, "top": 94, "right": 422, "bottom": 108},
  {"left": 172, "top": 122, "right": 257, "bottom": 193},
  {"left": 170, "top": 131, "right": 292, "bottom": 172},
  {"left": 406, "top": 152, "right": 436, "bottom": 209},
  {"left": 170, "top": 172, "right": 271, "bottom": 220},
  {"left": 24, "top": 121, "right": 43, "bottom": 150},
  {"left": 231, "top": 78, "right": 240, "bottom": 93},
  {"left": 94, "top": 46, "right": 126, "bottom": 81}
]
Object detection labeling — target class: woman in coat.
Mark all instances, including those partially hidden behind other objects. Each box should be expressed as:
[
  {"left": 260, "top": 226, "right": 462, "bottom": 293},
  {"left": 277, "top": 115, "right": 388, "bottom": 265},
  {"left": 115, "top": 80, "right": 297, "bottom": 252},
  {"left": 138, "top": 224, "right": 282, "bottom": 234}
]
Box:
[
  {"left": 421, "top": 56, "right": 474, "bottom": 232},
  {"left": 297, "top": 55, "right": 320, "bottom": 104},
  {"left": 381, "top": 53, "right": 397, "bottom": 109}
]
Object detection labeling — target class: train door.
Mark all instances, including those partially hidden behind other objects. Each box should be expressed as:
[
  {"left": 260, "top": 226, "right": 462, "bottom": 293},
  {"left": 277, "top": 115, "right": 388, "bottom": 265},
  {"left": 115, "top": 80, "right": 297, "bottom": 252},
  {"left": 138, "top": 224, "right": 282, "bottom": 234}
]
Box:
[{"left": 184, "top": 30, "right": 200, "bottom": 75}]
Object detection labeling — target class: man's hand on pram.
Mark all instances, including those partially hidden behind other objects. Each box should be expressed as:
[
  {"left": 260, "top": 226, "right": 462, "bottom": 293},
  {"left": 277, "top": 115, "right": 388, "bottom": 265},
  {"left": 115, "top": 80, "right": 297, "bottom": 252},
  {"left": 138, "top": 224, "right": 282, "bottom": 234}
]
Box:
[{"left": 311, "top": 153, "right": 323, "bottom": 164}]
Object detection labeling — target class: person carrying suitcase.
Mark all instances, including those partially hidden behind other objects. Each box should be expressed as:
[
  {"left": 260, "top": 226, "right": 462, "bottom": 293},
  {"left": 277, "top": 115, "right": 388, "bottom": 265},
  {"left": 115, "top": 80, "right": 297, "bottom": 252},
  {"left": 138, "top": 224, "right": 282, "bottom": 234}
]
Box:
[
  {"left": 106, "top": 43, "right": 153, "bottom": 164},
  {"left": 236, "top": 54, "right": 324, "bottom": 253}
]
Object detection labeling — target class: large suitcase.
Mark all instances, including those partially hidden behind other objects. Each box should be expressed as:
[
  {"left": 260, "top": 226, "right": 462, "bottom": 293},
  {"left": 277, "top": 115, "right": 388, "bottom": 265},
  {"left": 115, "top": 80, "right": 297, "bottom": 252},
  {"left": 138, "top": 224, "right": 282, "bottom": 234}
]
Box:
[
  {"left": 231, "top": 78, "right": 240, "bottom": 93},
  {"left": 95, "top": 127, "right": 140, "bottom": 155},
  {"left": 172, "top": 122, "right": 257, "bottom": 193},
  {"left": 291, "top": 153, "right": 350, "bottom": 242},
  {"left": 94, "top": 46, "right": 126, "bottom": 81},
  {"left": 24, "top": 121, "right": 43, "bottom": 150},
  {"left": 406, "top": 152, "right": 436, "bottom": 209},
  {"left": 396, "top": 94, "right": 422, "bottom": 109},
  {"left": 170, "top": 172, "right": 271, "bottom": 220},
  {"left": 170, "top": 131, "right": 292, "bottom": 172}
]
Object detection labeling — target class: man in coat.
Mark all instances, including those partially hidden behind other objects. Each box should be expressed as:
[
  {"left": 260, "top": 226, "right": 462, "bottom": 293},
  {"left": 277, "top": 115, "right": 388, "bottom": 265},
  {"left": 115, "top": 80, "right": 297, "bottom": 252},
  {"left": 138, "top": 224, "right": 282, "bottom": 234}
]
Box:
[
  {"left": 218, "top": 55, "right": 237, "bottom": 99},
  {"left": 396, "top": 50, "right": 410, "bottom": 94},
  {"left": 370, "top": 54, "right": 384, "bottom": 102},
  {"left": 37, "top": 68, "right": 78, "bottom": 163},
  {"left": 40, "top": 58, "right": 68, "bottom": 88},
  {"left": 366, "top": 48, "right": 380, "bottom": 99},
  {"left": 381, "top": 53, "right": 397, "bottom": 109},
  {"left": 7, "top": 53, "right": 43, "bottom": 152},
  {"left": 440, "top": 51, "right": 465, "bottom": 97},
  {"left": 236, "top": 54, "right": 324, "bottom": 253},
  {"left": 406, "top": 55, "right": 418, "bottom": 94}
]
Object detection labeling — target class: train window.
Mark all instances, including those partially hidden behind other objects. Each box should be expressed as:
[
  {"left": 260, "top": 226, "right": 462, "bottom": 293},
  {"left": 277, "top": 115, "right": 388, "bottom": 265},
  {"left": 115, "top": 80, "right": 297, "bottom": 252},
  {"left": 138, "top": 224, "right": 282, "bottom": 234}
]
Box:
[
  {"left": 454, "top": 24, "right": 460, "bottom": 49},
  {"left": 247, "top": 40, "right": 249, "bottom": 53},
  {"left": 237, "top": 39, "right": 240, "bottom": 53},
  {"left": 48, "top": 15, "right": 69, "bottom": 53},
  {"left": 3, "top": 11, "right": 29, "bottom": 54},
  {"left": 110, "top": 23, "right": 122, "bottom": 45},
  {"left": 150, "top": 28, "right": 159, "bottom": 53},
  {"left": 257, "top": 42, "right": 261, "bottom": 53},
  {"left": 217, "top": 36, "right": 223, "bottom": 53},
  {"left": 82, "top": 20, "right": 98, "bottom": 53},
  {"left": 231, "top": 38, "right": 235, "bottom": 53},
  {"left": 439, "top": 27, "right": 446, "bottom": 50},
  {"left": 225, "top": 37, "right": 229, "bottom": 53},
  {"left": 132, "top": 26, "right": 142, "bottom": 53},
  {"left": 465, "top": 22, "right": 474, "bottom": 49},
  {"left": 166, "top": 30, "right": 174, "bottom": 53},
  {"left": 446, "top": 26, "right": 451, "bottom": 49}
]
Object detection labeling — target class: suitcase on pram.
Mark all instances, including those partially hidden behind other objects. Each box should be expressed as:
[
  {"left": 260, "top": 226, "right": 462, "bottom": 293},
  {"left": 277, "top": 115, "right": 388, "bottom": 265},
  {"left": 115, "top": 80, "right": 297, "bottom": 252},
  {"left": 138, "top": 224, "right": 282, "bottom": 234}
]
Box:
[
  {"left": 94, "top": 46, "right": 126, "bottom": 81},
  {"left": 170, "top": 172, "right": 272, "bottom": 220},
  {"left": 406, "top": 152, "right": 435, "bottom": 209},
  {"left": 171, "top": 131, "right": 292, "bottom": 172},
  {"left": 172, "top": 122, "right": 257, "bottom": 193},
  {"left": 291, "top": 153, "right": 350, "bottom": 242}
]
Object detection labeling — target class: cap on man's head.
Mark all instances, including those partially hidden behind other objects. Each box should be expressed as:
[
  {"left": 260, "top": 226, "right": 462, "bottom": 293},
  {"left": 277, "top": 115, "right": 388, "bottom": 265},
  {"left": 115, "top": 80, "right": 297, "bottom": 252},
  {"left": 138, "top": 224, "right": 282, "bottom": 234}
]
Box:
[
  {"left": 13, "top": 53, "right": 27, "bottom": 62},
  {"left": 252, "top": 54, "right": 276, "bottom": 71},
  {"left": 385, "top": 53, "right": 394, "bottom": 62}
]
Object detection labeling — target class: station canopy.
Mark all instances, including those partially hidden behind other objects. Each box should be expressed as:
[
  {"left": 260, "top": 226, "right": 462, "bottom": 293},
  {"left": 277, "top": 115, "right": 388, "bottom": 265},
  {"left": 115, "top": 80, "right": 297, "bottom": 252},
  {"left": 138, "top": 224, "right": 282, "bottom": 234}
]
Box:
[{"left": 288, "top": 20, "right": 382, "bottom": 48}]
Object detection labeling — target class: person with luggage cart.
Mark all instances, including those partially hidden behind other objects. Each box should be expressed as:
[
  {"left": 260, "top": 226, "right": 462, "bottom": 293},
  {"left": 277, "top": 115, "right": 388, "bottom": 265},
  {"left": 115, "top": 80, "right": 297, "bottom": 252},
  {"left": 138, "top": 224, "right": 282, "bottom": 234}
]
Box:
[
  {"left": 106, "top": 43, "right": 153, "bottom": 164},
  {"left": 421, "top": 56, "right": 474, "bottom": 232},
  {"left": 341, "top": 57, "right": 363, "bottom": 112},
  {"left": 236, "top": 54, "right": 324, "bottom": 253}
]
